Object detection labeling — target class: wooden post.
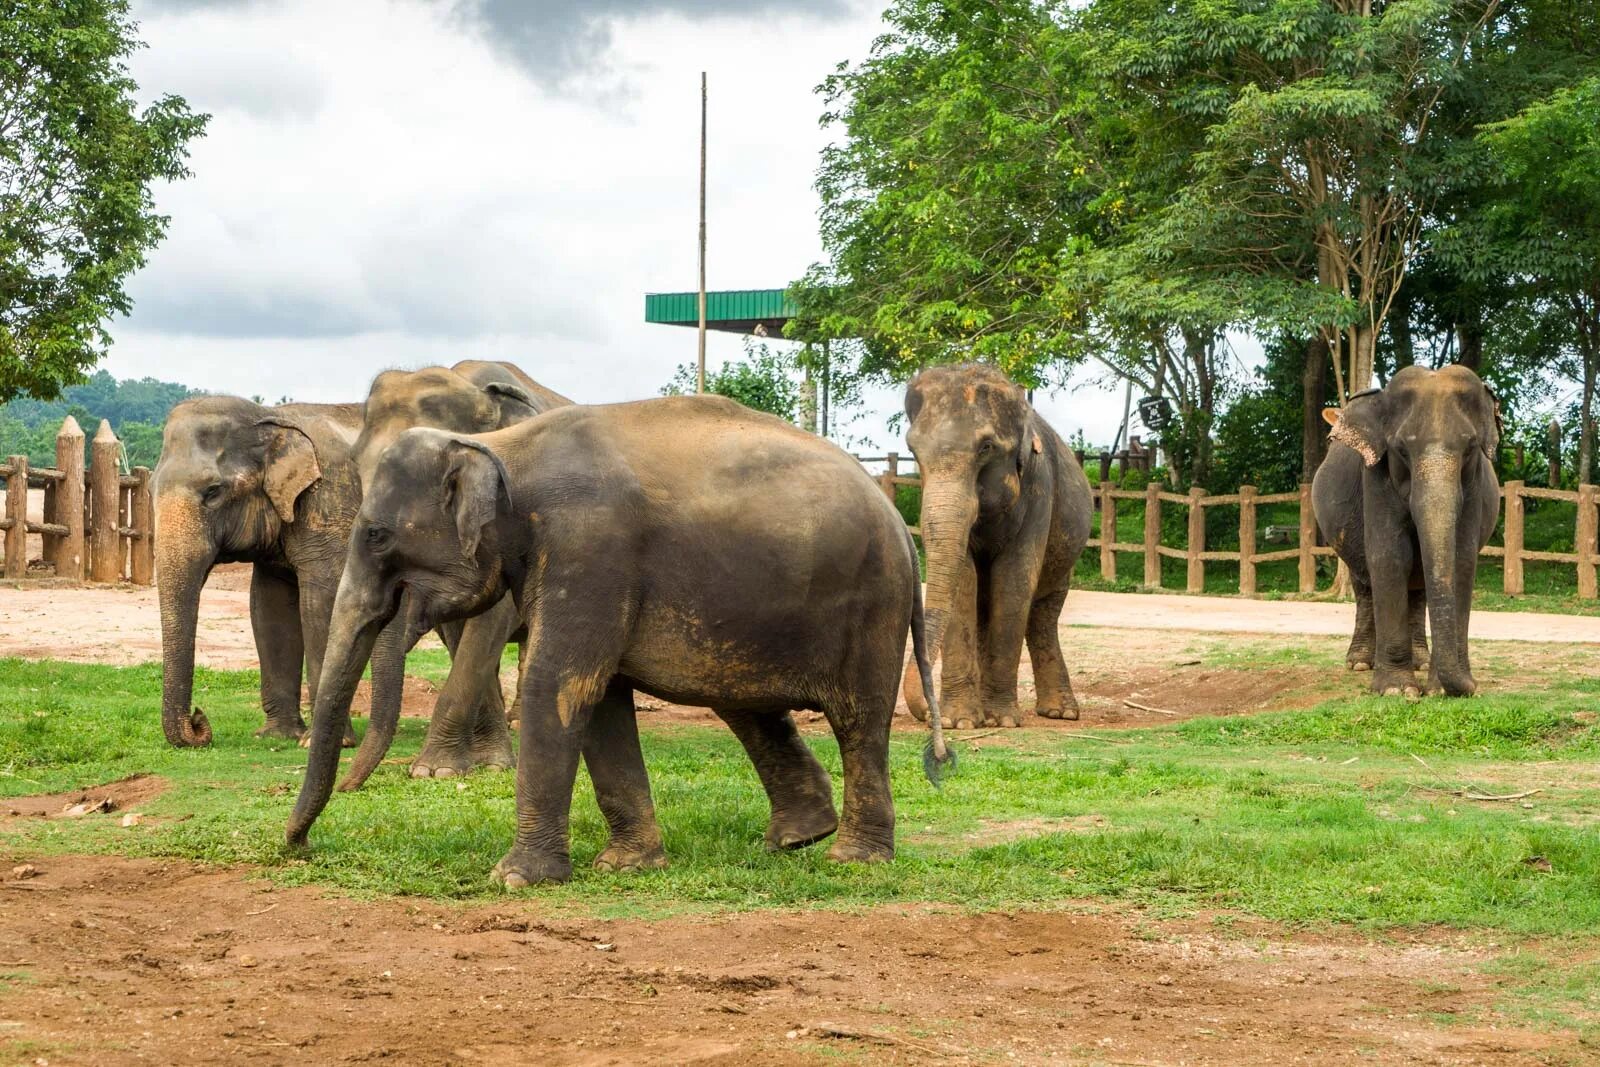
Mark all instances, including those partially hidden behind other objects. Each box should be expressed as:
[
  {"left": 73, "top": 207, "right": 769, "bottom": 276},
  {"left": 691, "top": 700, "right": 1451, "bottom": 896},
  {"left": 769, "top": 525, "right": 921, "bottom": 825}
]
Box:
[
  {"left": 1238, "top": 485, "right": 1257, "bottom": 596},
  {"left": 91, "top": 420, "right": 121, "bottom": 583},
  {"left": 1073, "top": 448, "right": 1085, "bottom": 469},
  {"left": 1098, "top": 452, "right": 1113, "bottom": 484},
  {"left": 130, "top": 467, "right": 155, "bottom": 586},
  {"left": 1297, "top": 482, "right": 1317, "bottom": 593},
  {"left": 41, "top": 478, "right": 56, "bottom": 567},
  {"left": 1099, "top": 481, "right": 1116, "bottom": 581},
  {"left": 56, "top": 416, "right": 85, "bottom": 581},
  {"left": 1502, "top": 481, "right": 1524, "bottom": 596},
  {"left": 1143, "top": 481, "right": 1161, "bottom": 588},
  {"left": 1186, "top": 486, "right": 1206, "bottom": 594},
  {"left": 1579, "top": 483, "right": 1598, "bottom": 599},
  {"left": 4, "top": 455, "right": 25, "bottom": 579}
]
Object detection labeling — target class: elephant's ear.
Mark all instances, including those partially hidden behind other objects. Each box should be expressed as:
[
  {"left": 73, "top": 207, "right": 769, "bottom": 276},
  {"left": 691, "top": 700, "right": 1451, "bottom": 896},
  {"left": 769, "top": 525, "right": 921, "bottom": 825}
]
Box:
[
  {"left": 1328, "top": 389, "right": 1388, "bottom": 468},
  {"left": 485, "top": 381, "right": 538, "bottom": 424},
  {"left": 1482, "top": 384, "right": 1504, "bottom": 462},
  {"left": 442, "top": 439, "right": 511, "bottom": 558},
  {"left": 257, "top": 419, "right": 321, "bottom": 523}
]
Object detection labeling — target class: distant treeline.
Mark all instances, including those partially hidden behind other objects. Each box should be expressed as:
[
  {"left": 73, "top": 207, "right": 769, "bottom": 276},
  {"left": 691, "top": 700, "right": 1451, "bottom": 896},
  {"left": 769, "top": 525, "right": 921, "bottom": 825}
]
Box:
[{"left": 0, "top": 371, "right": 198, "bottom": 470}]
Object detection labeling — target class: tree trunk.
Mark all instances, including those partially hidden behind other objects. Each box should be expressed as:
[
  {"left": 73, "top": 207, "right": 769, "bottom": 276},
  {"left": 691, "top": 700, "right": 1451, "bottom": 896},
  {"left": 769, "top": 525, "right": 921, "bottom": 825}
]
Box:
[
  {"left": 1457, "top": 323, "right": 1484, "bottom": 370},
  {"left": 1351, "top": 323, "right": 1377, "bottom": 393},
  {"left": 1302, "top": 334, "right": 1330, "bottom": 481},
  {"left": 1390, "top": 285, "right": 1415, "bottom": 371},
  {"left": 1582, "top": 350, "right": 1596, "bottom": 487}
]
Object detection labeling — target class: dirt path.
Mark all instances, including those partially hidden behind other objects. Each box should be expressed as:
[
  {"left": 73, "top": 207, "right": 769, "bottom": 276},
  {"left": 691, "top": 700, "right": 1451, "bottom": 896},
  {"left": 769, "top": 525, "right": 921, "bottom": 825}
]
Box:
[
  {"left": 4, "top": 567, "right": 1596, "bottom": 672},
  {"left": 0, "top": 853, "right": 1573, "bottom": 1066}
]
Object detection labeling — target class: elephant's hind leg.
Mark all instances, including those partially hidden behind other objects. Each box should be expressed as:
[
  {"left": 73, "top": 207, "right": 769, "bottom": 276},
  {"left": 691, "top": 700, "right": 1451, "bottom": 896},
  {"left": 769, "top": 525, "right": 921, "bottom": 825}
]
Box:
[
  {"left": 586, "top": 683, "right": 667, "bottom": 873},
  {"left": 1027, "top": 587, "right": 1078, "bottom": 721},
  {"left": 250, "top": 565, "right": 308, "bottom": 740},
  {"left": 718, "top": 709, "right": 837, "bottom": 851},
  {"left": 1408, "top": 588, "right": 1429, "bottom": 671},
  {"left": 412, "top": 598, "right": 518, "bottom": 778},
  {"left": 822, "top": 665, "right": 897, "bottom": 865}
]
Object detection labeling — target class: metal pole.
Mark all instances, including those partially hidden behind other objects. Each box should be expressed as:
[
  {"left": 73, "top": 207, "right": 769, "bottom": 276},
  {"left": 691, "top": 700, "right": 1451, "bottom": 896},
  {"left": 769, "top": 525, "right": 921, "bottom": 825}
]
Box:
[
  {"left": 697, "top": 71, "right": 708, "bottom": 394},
  {"left": 1113, "top": 377, "right": 1133, "bottom": 453},
  {"left": 821, "top": 338, "right": 831, "bottom": 438}
]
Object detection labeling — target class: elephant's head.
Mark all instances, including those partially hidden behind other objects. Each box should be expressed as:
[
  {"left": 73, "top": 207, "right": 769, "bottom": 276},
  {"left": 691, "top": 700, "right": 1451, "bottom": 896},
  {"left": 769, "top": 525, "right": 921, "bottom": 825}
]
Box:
[
  {"left": 153, "top": 398, "right": 323, "bottom": 746},
  {"left": 287, "top": 428, "right": 513, "bottom": 845},
  {"left": 352, "top": 363, "right": 539, "bottom": 491},
  {"left": 1328, "top": 364, "right": 1500, "bottom": 695},
  {"left": 902, "top": 364, "right": 1038, "bottom": 701}
]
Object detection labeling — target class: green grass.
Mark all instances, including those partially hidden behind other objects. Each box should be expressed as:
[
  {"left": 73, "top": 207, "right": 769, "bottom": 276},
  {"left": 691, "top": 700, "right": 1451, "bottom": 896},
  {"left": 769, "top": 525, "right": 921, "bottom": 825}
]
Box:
[{"left": 4, "top": 656, "right": 1600, "bottom": 935}]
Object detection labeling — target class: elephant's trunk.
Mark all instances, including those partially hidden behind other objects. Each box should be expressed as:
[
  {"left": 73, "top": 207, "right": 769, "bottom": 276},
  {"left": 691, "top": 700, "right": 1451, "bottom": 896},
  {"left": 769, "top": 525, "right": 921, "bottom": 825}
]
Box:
[
  {"left": 1412, "top": 449, "right": 1473, "bottom": 696},
  {"left": 902, "top": 465, "right": 979, "bottom": 720},
  {"left": 156, "top": 496, "right": 215, "bottom": 747},
  {"left": 286, "top": 569, "right": 395, "bottom": 846},
  {"left": 336, "top": 610, "right": 415, "bottom": 792}
]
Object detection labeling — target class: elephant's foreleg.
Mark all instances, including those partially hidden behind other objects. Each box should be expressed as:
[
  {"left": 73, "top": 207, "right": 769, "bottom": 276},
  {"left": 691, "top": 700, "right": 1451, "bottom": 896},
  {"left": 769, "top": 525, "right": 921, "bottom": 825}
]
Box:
[
  {"left": 586, "top": 682, "right": 668, "bottom": 872},
  {"left": 977, "top": 545, "right": 1046, "bottom": 728},
  {"left": 1347, "top": 579, "right": 1376, "bottom": 671},
  {"left": 413, "top": 596, "right": 518, "bottom": 778},
  {"left": 938, "top": 553, "right": 983, "bottom": 730},
  {"left": 250, "top": 565, "right": 307, "bottom": 739},
  {"left": 1027, "top": 586, "right": 1078, "bottom": 720},
  {"left": 1368, "top": 537, "right": 1419, "bottom": 697},
  {"left": 717, "top": 708, "right": 837, "bottom": 851},
  {"left": 1407, "top": 588, "right": 1429, "bottom": 671}
]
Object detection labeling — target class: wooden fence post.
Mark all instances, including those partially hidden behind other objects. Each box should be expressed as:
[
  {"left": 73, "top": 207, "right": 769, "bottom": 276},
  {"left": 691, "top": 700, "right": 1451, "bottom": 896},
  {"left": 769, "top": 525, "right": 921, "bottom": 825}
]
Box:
[
  {"left": 1099, "top": 481, "right": 1116, "bottom": 581},
  {"left": 1297, "top": 482, "right": 1317, "bottom": 593},
  {"left": 56, "top": 416, "right": 85, "bottom": 581},
  {"left": 4, "top": 456, "right": 25, "bottom": 579},
  {"left": 91, "top": 420, "right": 121, "bottom": 583},
  {"left": 1098, "top": 452, "right": 1113, "bottom": 484},
  {"left": 1238, "top": 485, "right": 1257, "bottom": 596},
  {"left": 130, "top": 466, "right": 154, "bottom": 586},
  {"left": 1186, "top": 486, "right": 1206, "bottom": 594},
  {"left": 1143, "top": 481, "right": 1161, "bottom": 588},
  {"left": 1576, "top": 483, "right": 1594, "bottom": 595},
  {"left": 41, "top": 478, "right": 56, "bottom": 567},
  {"left": 1502, "top": 481, "right": 1524, "bottom": 596}
]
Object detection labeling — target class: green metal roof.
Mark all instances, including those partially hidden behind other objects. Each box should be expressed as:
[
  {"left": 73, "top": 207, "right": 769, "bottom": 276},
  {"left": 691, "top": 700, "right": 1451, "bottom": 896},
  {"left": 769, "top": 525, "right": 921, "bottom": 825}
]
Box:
[{"left": 644, "top": 288, "right": 796, "bottom": 335}]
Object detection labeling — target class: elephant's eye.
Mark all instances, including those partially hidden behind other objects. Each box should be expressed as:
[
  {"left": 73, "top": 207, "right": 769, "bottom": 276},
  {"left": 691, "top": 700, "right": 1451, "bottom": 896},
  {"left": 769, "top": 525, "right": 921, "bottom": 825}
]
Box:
[
  {"left": 364, "top": 525, "right": 393, "bottom": 552},
  {"left": 200, "top": 483, "right": 225, "bottom": 507},
  {"left": 977, "top": 439, "right": 997, "bottom": 457}
]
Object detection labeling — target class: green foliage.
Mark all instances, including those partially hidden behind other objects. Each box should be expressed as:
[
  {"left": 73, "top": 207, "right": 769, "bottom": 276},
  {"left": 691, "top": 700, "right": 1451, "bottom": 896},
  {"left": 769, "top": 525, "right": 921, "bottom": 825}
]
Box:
[
  {"left": 661, "top": 341, "right": 802, "bottom": 423},
  {"left": 0, "top": 369, "right": 196, "bottom": 468},
  {"left": 0, "top": 0, "right": 208, "bottom": 401}
]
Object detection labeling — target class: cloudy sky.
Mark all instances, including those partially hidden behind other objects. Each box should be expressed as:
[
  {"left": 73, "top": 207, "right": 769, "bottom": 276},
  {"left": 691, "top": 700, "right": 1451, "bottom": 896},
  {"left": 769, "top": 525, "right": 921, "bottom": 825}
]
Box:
[{"left": 112, "top": 0, "right": 1138, "bottom": 450}]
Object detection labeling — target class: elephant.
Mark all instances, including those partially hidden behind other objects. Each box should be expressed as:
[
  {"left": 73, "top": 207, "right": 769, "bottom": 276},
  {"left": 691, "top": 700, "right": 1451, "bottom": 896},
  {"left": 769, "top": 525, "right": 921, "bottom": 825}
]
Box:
[
  {"left": 335, "top": 359, "right": 571, "bottom": 789},
  {"left": 153, "top": 397, "right": 404, "bottom": 747},
  {"left": 1312, "top": 364, "right": 1502, "bottom": 697},
  {"left": 900, "top": 363, "right": 1093, "bottom": 730},
  {"left": 286, "top": 394, "right": 946, "bottom": 886}
]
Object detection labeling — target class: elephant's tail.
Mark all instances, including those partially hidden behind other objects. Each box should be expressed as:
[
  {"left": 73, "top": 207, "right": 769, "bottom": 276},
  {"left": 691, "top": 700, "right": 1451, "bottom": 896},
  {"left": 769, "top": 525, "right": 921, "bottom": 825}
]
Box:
[{"left": 907, "top": 525, "right": 955, "bottom": 785}]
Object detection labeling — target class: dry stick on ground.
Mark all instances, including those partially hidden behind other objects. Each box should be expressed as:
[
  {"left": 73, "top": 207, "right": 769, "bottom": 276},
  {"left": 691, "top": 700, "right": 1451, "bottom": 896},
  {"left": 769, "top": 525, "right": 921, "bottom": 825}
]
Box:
[
  {"left": 1124, "top": 699, "right": 1177, "bottom": 716},
  {"left": 802, "top": 1023, "right": 950, "bottom": 1057},
  {"left": 1410, "top": 753, "right": 1541, "bottom": 802},
  {"left": 565, "top": 993, "right": 660, "bottom": 1007}
]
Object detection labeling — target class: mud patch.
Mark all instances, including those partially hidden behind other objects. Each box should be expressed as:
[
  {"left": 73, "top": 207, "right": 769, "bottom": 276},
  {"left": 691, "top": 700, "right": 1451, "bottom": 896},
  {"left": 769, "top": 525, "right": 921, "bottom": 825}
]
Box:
[
  {"left": 908, "top": 813, "right": 1109, "bottom": 848},
  {"left": 1, "top": 773, "right": 168, "bottom": 820},
  {"left": 0, "top": 854, "right": 1580, "bottom": 1065}
]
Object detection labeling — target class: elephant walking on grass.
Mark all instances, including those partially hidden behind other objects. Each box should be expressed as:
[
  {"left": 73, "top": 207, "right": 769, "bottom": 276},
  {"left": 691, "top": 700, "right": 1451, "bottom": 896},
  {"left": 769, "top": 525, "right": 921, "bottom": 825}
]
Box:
[
  {"left": 901, "top": 364, "right": 1093, "bottom": 729},
  {"left": 154, "top": 398, "right": 402, "bottom": 747},
  {"left": 287, "top": 395, "right": 946, "bottom": 885},
  {"left": 1312, "top": 365, "right": 1502, "bottom": 697}
]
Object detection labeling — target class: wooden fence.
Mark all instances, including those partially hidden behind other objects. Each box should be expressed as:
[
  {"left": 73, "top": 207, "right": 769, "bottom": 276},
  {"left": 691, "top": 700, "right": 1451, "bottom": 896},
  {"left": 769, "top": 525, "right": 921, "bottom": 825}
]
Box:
[
  {"left": 859, "top": 454, "right": 1600, "bottom": 600},
  {"left": 0, "top": 416, "right": 154, "bottom": 585}
]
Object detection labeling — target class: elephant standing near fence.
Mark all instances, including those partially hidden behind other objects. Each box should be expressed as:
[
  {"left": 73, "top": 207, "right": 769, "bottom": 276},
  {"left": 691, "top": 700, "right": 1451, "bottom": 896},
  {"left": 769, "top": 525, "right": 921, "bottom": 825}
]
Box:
[
  {"left": 901, "top": 364, "right": 1093, "bottom": 729},
  {"left": 1312, "top": 365, "right": 1502, "bottom": 697}
]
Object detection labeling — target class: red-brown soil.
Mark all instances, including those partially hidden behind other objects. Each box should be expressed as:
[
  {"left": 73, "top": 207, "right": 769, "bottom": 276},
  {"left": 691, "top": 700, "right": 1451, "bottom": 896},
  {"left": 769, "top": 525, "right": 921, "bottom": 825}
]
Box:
[
  {"left": 0, "top": 774, "right": 168, "bottom": 822},
  {"left": 0, "top": 854, "right": 1574, "bottom": 1065}
]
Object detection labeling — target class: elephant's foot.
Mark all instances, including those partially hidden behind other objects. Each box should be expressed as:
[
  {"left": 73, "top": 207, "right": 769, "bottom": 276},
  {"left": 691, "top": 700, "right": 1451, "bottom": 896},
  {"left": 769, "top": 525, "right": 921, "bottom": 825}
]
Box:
[
  {"left": 294, "top": 722, "right": 358, "bottom": 748},
  {"left": 1371, "top": 668, "right": 1421, "bottom": 699},
  {"left": 825, "top": 833, "right": 894, "bottom": 865},
  {"left": 1035, "top": 691, "right": 1081, "bottom": 722},
  {"left": 1426, "top": 670, "right": 1477, "bottom": 698},
  {"left": 1411, "top": 647, "right": 1431, "bottom": 672},
  {"left": 941, "top": 688, "right": 982, "bottom": 731},
  {"left": 1347, "top": 657, "right": 1373, "bottom": 672},
  {"left": 410, "top": 734, "right": 513, "bottom": 778},
  {"left": 255, "top": 716, "right": 306, "bottom": 742},
  {"left": 593, "top": 842, "right": 669, "bottom": 873},
  {"left": 492, "top": 846, "right": 572, "bottom": 888},
  {"left": 765, "top": 803, "right": 839, "bottom": 851}
]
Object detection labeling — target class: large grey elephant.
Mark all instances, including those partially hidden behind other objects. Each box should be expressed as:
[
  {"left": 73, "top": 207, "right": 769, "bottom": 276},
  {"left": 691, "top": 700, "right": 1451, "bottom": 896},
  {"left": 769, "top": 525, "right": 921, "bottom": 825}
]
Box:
[
  {"left": 901, "top": 364, "right": 1093, "bottom": 729},
  {"left": 287, "top": 395, "right": 946, "bottom": 886},
  {"left": 154, "top": 398, "right": 403, "bottom": 746},
  {"left": 335, "top": 360, "right": 570, "bottom": 788},
  {"left": 1312, "top": 365, "right": 1502, "bottom": 697}
]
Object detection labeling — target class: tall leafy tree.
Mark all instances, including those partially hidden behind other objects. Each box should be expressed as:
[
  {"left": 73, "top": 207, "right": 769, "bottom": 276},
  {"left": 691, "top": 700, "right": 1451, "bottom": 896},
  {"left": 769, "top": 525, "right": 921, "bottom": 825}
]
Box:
[{"left": 0, "top": 0, "right": 207, "bottom": 402}]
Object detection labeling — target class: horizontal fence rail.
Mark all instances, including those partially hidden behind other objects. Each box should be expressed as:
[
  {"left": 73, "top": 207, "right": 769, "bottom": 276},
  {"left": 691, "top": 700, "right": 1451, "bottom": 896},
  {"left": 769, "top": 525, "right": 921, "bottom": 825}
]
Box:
[
  {"left": 857, "top": 453, "right": 1600, "bottom": 600},
  {"left": 0, "top": 416, "right": 153, "bottom": 585}
]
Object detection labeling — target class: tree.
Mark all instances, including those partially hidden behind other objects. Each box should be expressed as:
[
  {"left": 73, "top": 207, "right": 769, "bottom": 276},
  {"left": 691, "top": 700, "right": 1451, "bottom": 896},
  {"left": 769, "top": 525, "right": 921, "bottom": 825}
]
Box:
[
  {"left": 0, "top": 1, "right": 208, "bottom": 402},
  {"left": 661, "top": 341, "right": 803, "bottom": 423}
]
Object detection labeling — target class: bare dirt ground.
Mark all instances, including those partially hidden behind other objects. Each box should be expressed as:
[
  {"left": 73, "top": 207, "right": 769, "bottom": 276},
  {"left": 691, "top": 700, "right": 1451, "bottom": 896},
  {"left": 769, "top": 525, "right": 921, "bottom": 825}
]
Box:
[{"left": 0, "top": 852, "right": 1578, "bottom": 1066}]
